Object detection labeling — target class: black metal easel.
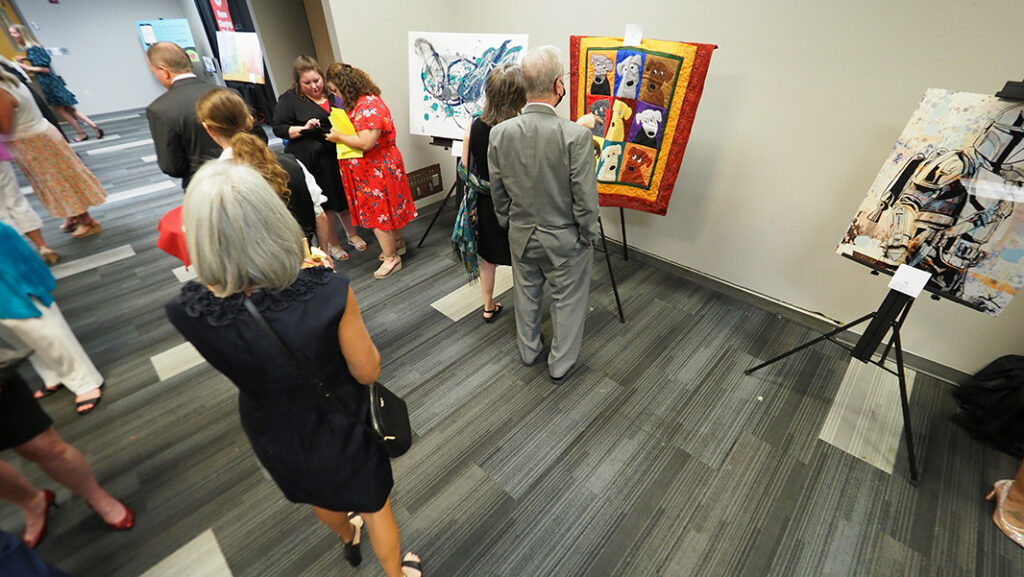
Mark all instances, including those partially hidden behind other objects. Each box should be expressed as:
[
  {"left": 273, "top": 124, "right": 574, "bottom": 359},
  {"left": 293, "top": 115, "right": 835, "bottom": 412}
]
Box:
[
  {"left": 598, "top": 216, "right": 626, "bottom": 323},
  {"left": 417, "top": 137, "right": 462, "bottom": 248},
  {"left": 744, "top": 288, "right": 920, "bottom": 483},
  {"left": 416, "top": 136, "right": 626, "bottom": 323}
]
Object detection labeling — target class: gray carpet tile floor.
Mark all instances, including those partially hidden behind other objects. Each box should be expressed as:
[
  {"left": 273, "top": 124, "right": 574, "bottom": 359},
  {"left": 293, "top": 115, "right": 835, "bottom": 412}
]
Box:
[{"left": 1, "top": 111, "right": 1022, "bottom": 577}]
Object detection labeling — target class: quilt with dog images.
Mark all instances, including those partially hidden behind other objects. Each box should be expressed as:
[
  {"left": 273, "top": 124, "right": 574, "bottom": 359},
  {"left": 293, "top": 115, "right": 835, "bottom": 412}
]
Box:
[{"left": 570, "top": 36, "right": 714, "bottom": 215}]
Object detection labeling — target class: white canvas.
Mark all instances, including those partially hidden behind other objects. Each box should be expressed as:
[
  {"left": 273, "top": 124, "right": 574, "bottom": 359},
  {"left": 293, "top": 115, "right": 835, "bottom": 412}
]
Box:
[
  {"left": 217, "top": 31, "right": 264, "bottom": 84},
  {"left": 408, "top": 31, "right": 528, "bottom": 140}
]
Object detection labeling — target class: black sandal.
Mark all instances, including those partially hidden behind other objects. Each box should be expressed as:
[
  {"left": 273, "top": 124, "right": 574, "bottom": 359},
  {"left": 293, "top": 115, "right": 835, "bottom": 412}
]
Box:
[
  {"left": 33, "top": 384, "right": 64, "bottom": 399},
  {"left": 343, "top": 513, "right": 362, "bottom": 567},
  {"left": 76, "top": 385, "right": 104, "bottom": 416},
  {"left": 401, "top": 553, "right": 423, "bottom": 576},
  {"left": 483, "top": 303, "right": 503, "bottom": 324}
]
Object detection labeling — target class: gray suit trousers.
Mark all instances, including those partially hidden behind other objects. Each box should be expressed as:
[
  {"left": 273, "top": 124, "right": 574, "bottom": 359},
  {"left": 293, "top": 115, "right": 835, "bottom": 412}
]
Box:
[{"left": 511, "top": 237, "right": 592, "bottom": 378}]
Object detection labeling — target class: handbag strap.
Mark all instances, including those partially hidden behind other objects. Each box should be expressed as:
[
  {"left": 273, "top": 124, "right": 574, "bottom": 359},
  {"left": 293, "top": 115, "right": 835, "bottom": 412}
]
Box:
[{"left": 242, "top": 297, "right": 378, "bottom": 438}]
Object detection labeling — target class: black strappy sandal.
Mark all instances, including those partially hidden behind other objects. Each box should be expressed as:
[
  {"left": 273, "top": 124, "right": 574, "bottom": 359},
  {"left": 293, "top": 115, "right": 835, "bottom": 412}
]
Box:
[
  {"left": 33, "top": 384, "right": 63, "bottom": 399},
  {"left": 483, "top": 303, "right": 503, "bottom": 324},
  {"left": 401, "top": 553, "right": 423, "bottom": 576}
]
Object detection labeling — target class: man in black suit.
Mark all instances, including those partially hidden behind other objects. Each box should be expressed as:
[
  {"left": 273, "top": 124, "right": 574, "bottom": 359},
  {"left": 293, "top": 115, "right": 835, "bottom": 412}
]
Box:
[{"left": 145, "top": 42, "right": 221, "bottom": 190}]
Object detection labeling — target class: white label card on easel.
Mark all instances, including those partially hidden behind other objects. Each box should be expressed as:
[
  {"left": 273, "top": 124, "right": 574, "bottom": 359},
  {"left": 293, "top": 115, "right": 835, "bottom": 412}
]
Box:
[
  {"left": 451, "top": 140, "right": 464, "bottom": 157},
  {"left": 624, "top": 23, "right": 643, "bottom": 47},
  {"left": 888, "top": 264, "right": 932, "bottom": 298}
]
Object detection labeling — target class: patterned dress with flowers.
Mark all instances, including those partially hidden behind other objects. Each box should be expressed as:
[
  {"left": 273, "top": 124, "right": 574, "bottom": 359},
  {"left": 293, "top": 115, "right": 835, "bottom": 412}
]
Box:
[{"left": 339, "top": 95, "right": 417, "bottom": 231}]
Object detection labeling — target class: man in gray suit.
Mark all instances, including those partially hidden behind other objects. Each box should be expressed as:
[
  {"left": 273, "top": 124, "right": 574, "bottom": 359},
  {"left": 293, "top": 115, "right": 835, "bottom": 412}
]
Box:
[
  {"left": 489, "top": 45, "right": 600, "bottom": 384},
  {"left": 145, "top": 42, "right": 221, "bottom": 190}
]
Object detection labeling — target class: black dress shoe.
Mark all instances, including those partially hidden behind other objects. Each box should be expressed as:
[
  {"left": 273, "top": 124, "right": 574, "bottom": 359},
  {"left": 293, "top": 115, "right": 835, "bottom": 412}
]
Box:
[{"left": 550, "top": 365, "right": 576, "bottom": 385}]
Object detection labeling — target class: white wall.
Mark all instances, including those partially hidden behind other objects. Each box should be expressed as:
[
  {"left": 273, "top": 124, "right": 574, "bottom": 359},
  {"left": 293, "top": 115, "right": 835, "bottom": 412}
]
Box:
[
  {"left": 248, "top": 0, "right": 316, "bottom": 96},
  {"left": 324, "top": 0, "right": 457, "bottom": 208},
  {"left": 323, "top": 0, "right": 1024, "bottom": 375},
  {"left": 14, "top": 0, "right": 200, "bottom": 114}
]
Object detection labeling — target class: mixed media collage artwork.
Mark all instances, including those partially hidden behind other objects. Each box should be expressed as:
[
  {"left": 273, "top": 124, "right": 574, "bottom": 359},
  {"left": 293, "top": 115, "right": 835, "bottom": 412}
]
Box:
[
  {"left": 838, "top": 89, "right": 1024, "bottom": 316},
  {"left": 570, "top": 36, "right": 715, "bottom": 215},
  {"left": 408, "top": 32, "right": 527, "bottom": 141}
]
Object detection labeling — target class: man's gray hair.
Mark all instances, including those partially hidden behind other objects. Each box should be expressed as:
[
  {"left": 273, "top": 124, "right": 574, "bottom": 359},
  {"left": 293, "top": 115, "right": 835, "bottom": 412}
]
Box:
[
  {"left": 521, "top": 45, "right": 564, "bottom": 99},
  {"left": 183, "top": 162, "right": 305, "bottom": 296}
]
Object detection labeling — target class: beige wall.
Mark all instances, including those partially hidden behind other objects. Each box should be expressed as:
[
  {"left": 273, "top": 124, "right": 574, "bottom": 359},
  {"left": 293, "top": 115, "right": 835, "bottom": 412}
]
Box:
[
  {"left": 15, "top": 0, "right": 189, "bottom": 114},
  {"left": 248, "top": 0, "right": 316, "bottom": 96},
  {"left": 323, "top": 0, "right": 1024, "bottom": 374},
  {"left": 302, "top": 0, "right": 335, "bottom": 66}
]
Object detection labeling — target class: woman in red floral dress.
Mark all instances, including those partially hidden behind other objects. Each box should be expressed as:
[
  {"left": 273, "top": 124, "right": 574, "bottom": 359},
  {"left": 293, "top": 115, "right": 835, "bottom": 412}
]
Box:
[{"left": 326, "top": 63, "right": 417, "bottom": 279}]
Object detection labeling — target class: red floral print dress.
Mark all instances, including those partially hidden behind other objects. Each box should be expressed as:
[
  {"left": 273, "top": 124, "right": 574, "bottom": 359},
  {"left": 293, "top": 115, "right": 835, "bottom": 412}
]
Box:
[{"left": 339, "top": 95, "right": 417, "bottom": 231}]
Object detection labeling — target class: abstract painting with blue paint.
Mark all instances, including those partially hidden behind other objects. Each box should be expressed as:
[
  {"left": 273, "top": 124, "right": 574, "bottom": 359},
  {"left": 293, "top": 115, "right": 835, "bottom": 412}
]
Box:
[{"left": 408, "top": 32, "right": 528, "bottom": 140}]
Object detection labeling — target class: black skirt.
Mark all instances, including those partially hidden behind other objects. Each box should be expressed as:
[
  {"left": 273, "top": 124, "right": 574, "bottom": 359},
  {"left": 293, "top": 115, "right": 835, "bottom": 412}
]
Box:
[
  {"left": 0, "top": 372, "right": 52, "bottom": 450},
  {"left": 476, "top": 193, "right": 511, "bottom": 266}
]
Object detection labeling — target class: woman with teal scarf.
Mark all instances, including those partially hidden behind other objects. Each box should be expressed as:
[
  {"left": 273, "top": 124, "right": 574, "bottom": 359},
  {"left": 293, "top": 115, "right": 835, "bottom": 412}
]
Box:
[
  {"left": 0, "top": 221, "right": 104, "bottom": 414},
  {"left": 452, "top": 64, "right": 526, "bottom": 323}
]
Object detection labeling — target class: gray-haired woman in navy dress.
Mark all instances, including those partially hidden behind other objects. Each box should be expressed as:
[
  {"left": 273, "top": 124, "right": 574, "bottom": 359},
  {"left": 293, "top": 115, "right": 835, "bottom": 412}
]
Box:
[{"left": 166, "top": 162, "right": 422, "bottom": 577}]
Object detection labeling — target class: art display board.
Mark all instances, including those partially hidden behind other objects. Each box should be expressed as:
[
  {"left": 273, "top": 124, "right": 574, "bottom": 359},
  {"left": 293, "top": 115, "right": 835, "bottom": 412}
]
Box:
[
  {"left": 408, "top": 31, "right": 527, "bottom": 141},
  {"left": 570, "top": 35, "right": 715, "bottom": 215},
  {"left": 137, "top": 19, "right": 198, "bottom": 62},
  {"left": 216, "top": 31, "right": 264, "bottom": 84},
  {"left": 837, "top": 88, "right": 1024, "bottom": 316}
]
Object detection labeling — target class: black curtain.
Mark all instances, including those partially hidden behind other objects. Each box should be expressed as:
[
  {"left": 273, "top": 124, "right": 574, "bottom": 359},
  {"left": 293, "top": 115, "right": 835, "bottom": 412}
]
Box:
[{"left": 193, "top": 0, "right": 277, "bottom": 124}]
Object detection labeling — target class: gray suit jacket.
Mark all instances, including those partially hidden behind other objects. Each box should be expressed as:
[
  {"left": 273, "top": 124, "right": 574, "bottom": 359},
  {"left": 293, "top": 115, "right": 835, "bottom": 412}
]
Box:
[
  {"left": 146, "top": 76, "right": 221, "bottom": 189},
  {"left": 488, "top": 103, "right": 600, "bottom": 266}
]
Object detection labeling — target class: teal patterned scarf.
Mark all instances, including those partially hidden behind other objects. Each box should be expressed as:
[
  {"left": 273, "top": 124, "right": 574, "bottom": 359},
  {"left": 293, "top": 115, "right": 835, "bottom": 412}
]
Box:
[{"left": 451, "top": 161, "right": 489, "bottom": 280}]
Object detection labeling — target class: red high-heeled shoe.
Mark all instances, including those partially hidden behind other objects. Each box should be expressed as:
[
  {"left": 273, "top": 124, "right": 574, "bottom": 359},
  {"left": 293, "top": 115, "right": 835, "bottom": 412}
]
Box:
[
  {"left": 88, "top": 501, "right": 135, "bottom": 531},
  {"left": 23, "top": 489, "right": 56, "bottom": 549}
]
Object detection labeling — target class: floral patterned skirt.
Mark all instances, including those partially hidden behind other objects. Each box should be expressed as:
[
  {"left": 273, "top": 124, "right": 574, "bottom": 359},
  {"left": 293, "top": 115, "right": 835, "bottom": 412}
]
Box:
[
  {"left": 339, "top": 145, "right": 417, "bottom": 232},
  {"left": 6, "top": 127, "right": 106, "bottom": 218}
]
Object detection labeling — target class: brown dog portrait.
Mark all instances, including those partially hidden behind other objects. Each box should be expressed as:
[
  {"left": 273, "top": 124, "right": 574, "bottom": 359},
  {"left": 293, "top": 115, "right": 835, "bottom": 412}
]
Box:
[
  {"left": 621, "top": 146, "right": 654, "bottom": 186},
  {"left": 638, "top": 56, "right": 677, "bottom": 108}
]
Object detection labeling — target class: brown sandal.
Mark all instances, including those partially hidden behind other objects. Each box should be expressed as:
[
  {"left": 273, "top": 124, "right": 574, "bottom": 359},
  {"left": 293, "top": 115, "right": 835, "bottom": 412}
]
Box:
[{"left": 71, "top": 221, "right": 102, "bottom": 238}]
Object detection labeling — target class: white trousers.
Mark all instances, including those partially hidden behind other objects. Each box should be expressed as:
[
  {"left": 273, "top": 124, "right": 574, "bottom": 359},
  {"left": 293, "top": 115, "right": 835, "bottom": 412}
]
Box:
[
  {"left": 0, "top": 298, "right": 103, "bottom": 394},
  {"left": 0, "top": 161, "right": 42, "bottom": 234}
]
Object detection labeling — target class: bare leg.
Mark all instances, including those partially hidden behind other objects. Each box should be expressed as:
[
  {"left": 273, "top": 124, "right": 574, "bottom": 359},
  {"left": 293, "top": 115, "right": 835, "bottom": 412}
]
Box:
[
  {"left": 324, "top": 209, "right": 348, "bottom": 260},
  {"left": 336, "top": 210, "right": 358, "bottom": 240},
  {"left": 373, "top": 228, "right": 401, "bottom": 278},
  {"left": 1005, "top": 461, "right": 1024, "bottom": 528},
  {"left": 362, "top": 498, "right": 404, "bottom": 577},
  {"left": 71, "top": 107, "right": 100, "bottom": 135},
  {"left": 0, "top": 460, "right": 48, "bottom": 544},
  {"left": 52, "top": 106, "right": 86, "bottom": 139},
  {"left": 480, "top": 258, "right": 498, "bottom": 313},
  {"left": 14, "top": 428, "right": 127, "bottom": 525},
  {"left": 376, "top": 228, "right": 398, "bottom": 257},
  {"left": 23, "top": 229, "right": 49, "bottom": 252},
  {"left": 312, "top": 506, "right": 355, "bottom": 542},
  {"left": 25, "top": 228, "right": 58, "bottom": 264}
]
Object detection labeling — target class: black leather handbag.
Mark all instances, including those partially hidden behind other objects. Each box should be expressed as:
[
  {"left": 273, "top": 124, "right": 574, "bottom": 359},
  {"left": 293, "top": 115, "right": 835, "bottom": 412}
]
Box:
[{"left": 243, "top": 298, "right": 412, "bottom": 458}]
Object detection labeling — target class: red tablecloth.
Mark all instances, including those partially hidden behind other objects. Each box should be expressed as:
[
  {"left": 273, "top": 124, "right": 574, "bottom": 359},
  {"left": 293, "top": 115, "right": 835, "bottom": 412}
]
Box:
[{"left": 157, "top": 206, "right": 189, "bottom": 266}]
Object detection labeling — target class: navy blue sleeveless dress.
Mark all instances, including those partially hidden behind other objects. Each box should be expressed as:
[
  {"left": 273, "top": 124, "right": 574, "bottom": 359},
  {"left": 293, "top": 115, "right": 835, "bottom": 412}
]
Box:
[{"left": 165, "top": 267, "right": 392, "bottom": 512}]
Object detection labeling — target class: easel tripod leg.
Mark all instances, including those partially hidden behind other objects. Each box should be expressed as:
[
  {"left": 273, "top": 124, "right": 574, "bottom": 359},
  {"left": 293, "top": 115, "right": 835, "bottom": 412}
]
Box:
[
  {"left": 619, "top": 207, "right": 628, "bottom": 261},
  {"left": 892, "top": 328, "right": 919, "bottom": 483},
  {"left": 744, "top": 312, "right": 876, "bottom": 375},
  {"left": 599, "top": 216, "right": 625, "bottom": 323},
  {"left": 417, "top": 179, "right": 458, "bottom": 248}
]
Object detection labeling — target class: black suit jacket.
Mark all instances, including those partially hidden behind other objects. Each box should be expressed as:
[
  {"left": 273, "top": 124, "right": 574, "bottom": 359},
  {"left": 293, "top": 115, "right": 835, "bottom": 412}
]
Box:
[{"left": 146, "top": 77, "right": 222, "bottom": 189}]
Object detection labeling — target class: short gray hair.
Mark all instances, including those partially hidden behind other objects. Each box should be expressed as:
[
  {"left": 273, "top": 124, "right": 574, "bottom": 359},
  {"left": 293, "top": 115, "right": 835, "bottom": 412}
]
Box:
[
  {"left": 521, "top": 45, "right": 564, "bottom": 99},
  {"left": 184, "top": 162, "right": 305, "bottom": 296}
]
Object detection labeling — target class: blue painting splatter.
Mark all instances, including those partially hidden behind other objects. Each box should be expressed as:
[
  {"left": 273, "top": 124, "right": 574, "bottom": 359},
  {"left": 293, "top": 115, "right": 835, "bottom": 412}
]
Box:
[{"left": 410, "top": 32, "right": 527, "bottom": 140}]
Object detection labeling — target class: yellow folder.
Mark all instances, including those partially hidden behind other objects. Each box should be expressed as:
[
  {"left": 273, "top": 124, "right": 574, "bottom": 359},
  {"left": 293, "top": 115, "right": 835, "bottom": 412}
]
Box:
[{"left": 329, "top": 108, "right": 363, "bottom": 159}]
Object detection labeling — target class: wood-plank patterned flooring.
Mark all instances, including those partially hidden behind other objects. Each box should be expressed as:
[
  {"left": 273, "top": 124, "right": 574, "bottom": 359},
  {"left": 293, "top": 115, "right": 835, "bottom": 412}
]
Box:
[{"left": 1, "top": 112, "right": 1022, "bottom": 576}]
